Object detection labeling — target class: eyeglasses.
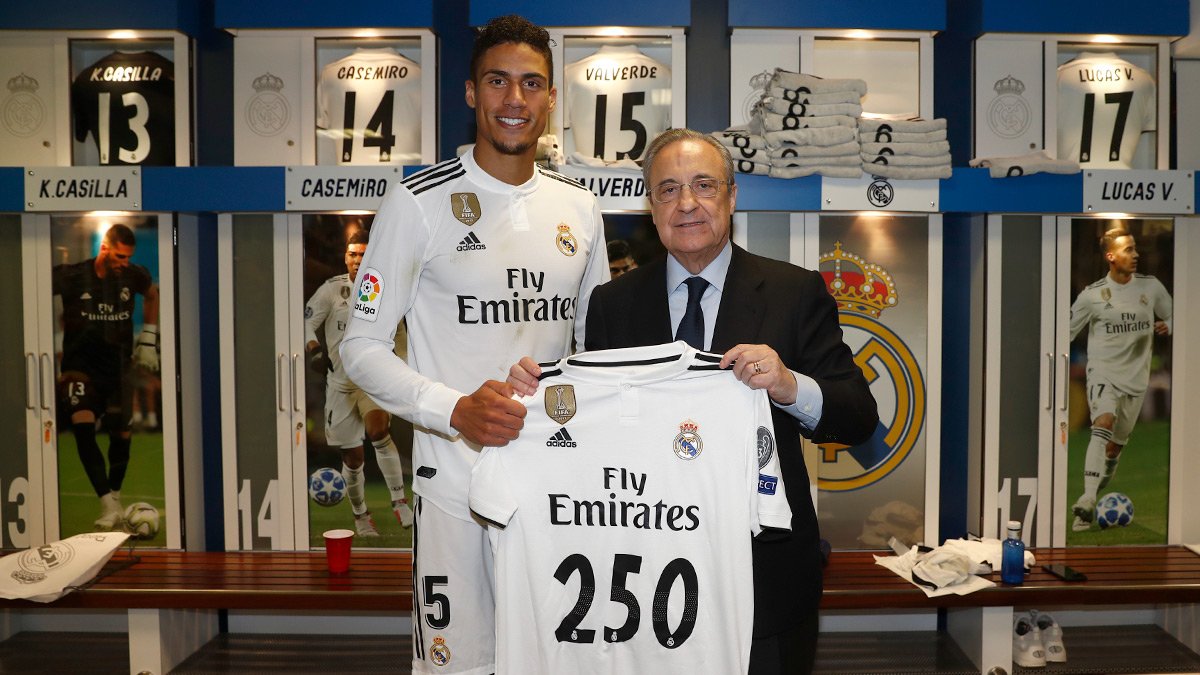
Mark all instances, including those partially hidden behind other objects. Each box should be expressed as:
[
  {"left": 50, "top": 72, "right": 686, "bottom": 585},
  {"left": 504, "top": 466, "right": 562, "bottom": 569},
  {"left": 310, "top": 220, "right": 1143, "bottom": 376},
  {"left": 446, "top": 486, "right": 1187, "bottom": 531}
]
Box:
[{"left": 649, "top": 178, "right": 729, "bottom": 204}]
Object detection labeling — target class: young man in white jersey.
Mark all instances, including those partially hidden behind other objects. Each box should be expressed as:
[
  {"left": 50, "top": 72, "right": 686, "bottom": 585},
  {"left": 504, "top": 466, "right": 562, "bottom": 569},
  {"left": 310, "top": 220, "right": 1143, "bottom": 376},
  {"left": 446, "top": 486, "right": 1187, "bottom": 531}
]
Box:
[
  {"left": 1069, "top": 226, "right": 1172, "bottom": 530},
  {"left": 340, "top": 15, "right": 608, "bottom": 675},
  {"left": 305, "top": 230, "right": 414, "bottom": 536}
]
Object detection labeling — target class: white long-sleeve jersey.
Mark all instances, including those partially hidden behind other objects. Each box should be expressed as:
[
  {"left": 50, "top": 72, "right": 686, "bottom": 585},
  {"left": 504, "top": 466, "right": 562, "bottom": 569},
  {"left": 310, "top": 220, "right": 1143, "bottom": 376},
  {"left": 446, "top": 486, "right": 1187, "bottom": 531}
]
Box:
[
  {"left": 1070, "top": 272, "right": 1172, "bottom": 396},
  {"left": 341, "top": 148, "right": 608, "bottom": 520}
]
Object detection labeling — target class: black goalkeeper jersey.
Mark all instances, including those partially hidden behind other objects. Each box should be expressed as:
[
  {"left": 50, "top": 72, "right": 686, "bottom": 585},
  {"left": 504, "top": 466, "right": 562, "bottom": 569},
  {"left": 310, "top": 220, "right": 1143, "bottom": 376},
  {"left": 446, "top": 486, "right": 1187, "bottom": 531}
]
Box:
[
  {"left": 72, "top": 51, "right": 176, "bottom": 166},
  {"left": 53, "top": 258, "right": 152, "bottom": 377}
]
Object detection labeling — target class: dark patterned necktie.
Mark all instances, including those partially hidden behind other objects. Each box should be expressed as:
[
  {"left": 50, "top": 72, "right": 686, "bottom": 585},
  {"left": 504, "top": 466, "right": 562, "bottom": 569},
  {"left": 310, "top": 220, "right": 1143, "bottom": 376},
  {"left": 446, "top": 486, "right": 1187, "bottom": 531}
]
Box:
[{"left": 675, "top": 276, "right": 709, "bottom": 349}]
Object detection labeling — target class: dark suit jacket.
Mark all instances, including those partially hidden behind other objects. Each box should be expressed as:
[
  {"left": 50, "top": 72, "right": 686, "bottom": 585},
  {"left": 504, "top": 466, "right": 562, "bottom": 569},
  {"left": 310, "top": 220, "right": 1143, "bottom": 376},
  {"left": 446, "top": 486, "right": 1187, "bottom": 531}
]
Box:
[{"left": 584, "top": 244, "right": 878, "bottom": 636}]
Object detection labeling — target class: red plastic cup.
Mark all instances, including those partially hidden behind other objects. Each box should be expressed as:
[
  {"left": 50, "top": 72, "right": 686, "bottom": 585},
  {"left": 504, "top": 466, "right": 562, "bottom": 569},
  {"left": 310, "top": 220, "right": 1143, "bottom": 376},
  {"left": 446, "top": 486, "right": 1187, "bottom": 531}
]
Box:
[{"left": 323, "top": 529, "right": 354, "bottom": 574}]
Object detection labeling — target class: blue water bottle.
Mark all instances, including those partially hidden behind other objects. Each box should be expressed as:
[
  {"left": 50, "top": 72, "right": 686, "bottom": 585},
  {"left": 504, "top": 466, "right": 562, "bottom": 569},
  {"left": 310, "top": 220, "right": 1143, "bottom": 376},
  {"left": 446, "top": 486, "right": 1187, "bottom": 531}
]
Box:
[{"left": 1001, "top": 520, "right": 1025, "bottom": 585}]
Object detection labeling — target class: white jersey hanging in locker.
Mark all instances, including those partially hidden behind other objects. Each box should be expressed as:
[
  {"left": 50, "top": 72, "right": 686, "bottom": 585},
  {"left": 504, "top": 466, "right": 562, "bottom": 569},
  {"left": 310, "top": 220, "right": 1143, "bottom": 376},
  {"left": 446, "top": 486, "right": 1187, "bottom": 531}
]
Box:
[
  {"left": 1056, "top": 52, "right": 1156, "bottom": 169},
  {"left": 317, "top": 48, "right": 422, "bottom": 165},
  {"left": 564, "top": 45, "right": 671, "bottom": 162},
  {"left": 470, "top": 343, "right": 791, "bottom": 675}
]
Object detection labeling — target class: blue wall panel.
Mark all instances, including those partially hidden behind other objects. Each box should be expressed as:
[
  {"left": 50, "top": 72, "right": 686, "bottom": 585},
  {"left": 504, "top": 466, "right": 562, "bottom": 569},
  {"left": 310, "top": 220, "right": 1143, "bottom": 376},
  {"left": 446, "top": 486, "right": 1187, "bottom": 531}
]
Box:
[
  {"left": 215, "top": 1, "right": 433, "bottom": 29},
  {"left": 978, "top": 0, "right": 1187, "bottom": 36},
  {"left": 731, "top": 174, "right": 823, "bottom": 211},
  {"left": 0, "top": 169, "right": 22, "bottom": 212},
  {"left": 0, "top": 0, "right": 201, "bottom": 34},
  {"left": 729, "top": 0, "right": 945, "bottom": 31},
  {"left": 469, "top": 0, "right": 689, "bottom": 27},
  {"left": 142, "top": 167, "right": 284, "bottom": 212},
  {"left": 940, "top": 168, "right": 1081, "bottom": 213}
]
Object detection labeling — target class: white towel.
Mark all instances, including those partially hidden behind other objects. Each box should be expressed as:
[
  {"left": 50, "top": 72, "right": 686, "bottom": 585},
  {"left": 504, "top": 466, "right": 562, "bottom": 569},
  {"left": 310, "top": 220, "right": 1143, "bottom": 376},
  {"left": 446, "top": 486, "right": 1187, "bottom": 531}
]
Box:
[
  {"left": 969, "top": 150, "right": 1081, "bottom": 178},
  {"left": 762, "top": 100, "right": 863, "bottom": 118},
  {"left": 768, "top": 69, "right": 868, "bottom": 97},
  {"left": 712, "top": 127, "right": 769, "bottom": 150},
  {"left": 768, "top": 86, "right": 862, "bottom": 105},
  {"left": 733, "top": 158, "right": 771, "bottom": 175},
  {"left": 772, "top": 154, "right": 862, "bottom": 168},
  {"left": 759, "top": 113, "right": 858, "bottom": 133},
  {"left": 865, "top": 163, "right": 952, "bottom": 180},
  {"left": 858, "top": 117, "right": 947, "bottom": 133},
  {"left": 728, "top": 146, "right": 771, "bottom": 163},
  {"left": 769, "top": 165, "right": 862, "bottom": 179},
  {"left": 860, "top": 140, "right": 951, "bottom": 157},
  {"left": 769, "top": 141, "right": 861, "bottom": 160},
  {"left": 763, "top": 127, "right": 857, "bottom": 149},
  {"left": 863, "top": 152, "right": 953, "bottom": 167},
  {"left": 860, "top": 129, "right": 947, "bottom": 144}
]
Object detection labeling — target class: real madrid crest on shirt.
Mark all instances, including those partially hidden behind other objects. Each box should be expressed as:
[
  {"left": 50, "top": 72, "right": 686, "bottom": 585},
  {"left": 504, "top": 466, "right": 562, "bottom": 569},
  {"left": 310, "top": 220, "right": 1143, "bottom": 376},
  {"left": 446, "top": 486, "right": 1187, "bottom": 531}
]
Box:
[
  {"left": 545, "top": 384, "right": 576, "bottom": 424},
  {"left": 556, "top": 223, "right": 578, "bottom": 256},
  {"left": 451, "top": 192, "right": 481, "bottom": 225},
  {"left": 429, "top": 636, "right": 451, "bottom": 666},
  {"left": 673, "top": 419, "right": 702, "bottom": 460}
]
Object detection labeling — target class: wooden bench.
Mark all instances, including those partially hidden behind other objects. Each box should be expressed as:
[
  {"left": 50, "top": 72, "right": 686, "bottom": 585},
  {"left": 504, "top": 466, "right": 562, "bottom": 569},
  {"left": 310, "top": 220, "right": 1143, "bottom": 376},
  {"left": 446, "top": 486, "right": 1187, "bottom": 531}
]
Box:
[
  {"left": 4, "top": 545, "right": 1198, "bottom": 674},
  {"left": 821, "top": 545, "right": 1200, "bottom": 673},
  {"left": 0, "top": 549, "right": 414, "bottom": 674}
]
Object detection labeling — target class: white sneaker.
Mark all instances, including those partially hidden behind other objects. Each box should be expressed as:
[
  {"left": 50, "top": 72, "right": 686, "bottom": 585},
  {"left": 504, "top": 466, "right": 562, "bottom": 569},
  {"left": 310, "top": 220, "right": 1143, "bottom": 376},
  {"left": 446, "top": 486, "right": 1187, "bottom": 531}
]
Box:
[
  {"left": 353, "top": 512, "right": 380, "bottom": 537},
  {"left": 94, "top": 491, "right": 124, "bottom": 530},
  {"left": 1071, "top": 494, "right": 1096, "bottom": 532},
  {"left": 1033, "top": 611, "right": 1066, "bottom": 662},
  {"left": 393, "top": 500, "right": 414, "bottom": 529},
  {"left": 1013, "top": 613, "right": 1047, "bottom": 668}
]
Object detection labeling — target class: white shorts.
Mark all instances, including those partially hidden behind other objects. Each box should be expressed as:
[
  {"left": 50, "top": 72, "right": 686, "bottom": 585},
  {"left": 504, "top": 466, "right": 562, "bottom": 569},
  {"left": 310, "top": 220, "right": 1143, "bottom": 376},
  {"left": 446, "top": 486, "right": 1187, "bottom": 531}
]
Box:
[
  {"left": 323, "top": 387, "right": 381, "bottom": 448},
  {"left": 1086, "top": 377, "right": 1145, "bottom": 445},
  {"left": 411, "top": 497, "right": 495, "bottom": 675}
]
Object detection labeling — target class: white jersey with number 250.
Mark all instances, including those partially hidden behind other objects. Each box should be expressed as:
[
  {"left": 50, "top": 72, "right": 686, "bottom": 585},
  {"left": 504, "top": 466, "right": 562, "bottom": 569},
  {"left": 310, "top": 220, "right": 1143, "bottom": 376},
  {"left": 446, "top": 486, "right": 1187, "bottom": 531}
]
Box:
[
  {"left": 1056, "top": 52, "right": 1155, "bottom": 169},
  {"left": 470, "top": 343, "right": 791, "bottom": 675},
  {"left": 317, "top": 48, "right": 422, "bottom": 165},
  {"left": 564, "top": 45, "right": 671, "bottom": 162}
]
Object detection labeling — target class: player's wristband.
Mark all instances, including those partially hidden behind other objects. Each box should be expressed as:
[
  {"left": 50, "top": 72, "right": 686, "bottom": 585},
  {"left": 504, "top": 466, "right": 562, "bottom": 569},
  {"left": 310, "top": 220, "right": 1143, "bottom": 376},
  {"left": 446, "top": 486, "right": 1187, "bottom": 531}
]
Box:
[{"left": 137, "top": 324, "right": 159, "bottom": 345}]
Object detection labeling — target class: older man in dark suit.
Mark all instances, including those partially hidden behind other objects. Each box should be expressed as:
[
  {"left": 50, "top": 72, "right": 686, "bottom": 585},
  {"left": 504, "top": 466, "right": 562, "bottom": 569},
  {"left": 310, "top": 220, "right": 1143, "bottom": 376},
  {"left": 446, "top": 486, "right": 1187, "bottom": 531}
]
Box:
[{"left": 511, "top": 128, "right": 878, "bottom": 674}]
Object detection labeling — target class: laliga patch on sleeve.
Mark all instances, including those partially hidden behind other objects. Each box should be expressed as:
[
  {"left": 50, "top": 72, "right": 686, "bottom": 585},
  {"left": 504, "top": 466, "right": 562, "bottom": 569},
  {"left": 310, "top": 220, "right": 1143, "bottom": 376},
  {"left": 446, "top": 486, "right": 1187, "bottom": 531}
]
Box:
[
  {"left": 758, "top": 474, "right": 778, "bottom": 495},
  {"left": 352, "top": 267, "right": 384, "bottom": 322}
]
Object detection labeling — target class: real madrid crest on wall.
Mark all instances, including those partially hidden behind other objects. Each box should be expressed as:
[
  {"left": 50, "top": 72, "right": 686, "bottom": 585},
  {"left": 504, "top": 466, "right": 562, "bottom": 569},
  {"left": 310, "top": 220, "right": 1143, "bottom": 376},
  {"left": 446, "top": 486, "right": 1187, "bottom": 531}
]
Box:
[
  {"left": 246, "top": 73, "right": 289, "bottom": 137},
  {"left": 988, "top": 74, "right": 1030, "bottom": 140},
  {"left": 2, "top": 72, "right": 45, "bottom": 138},
  {"left": 818, "top": 242, "right": 924, "bottom": 491}
]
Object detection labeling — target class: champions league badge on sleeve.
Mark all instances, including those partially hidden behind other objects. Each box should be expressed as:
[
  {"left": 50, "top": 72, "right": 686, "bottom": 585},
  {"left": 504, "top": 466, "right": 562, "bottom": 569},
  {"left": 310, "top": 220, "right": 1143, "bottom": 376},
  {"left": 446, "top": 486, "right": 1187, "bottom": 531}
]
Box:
[
  {"left": 352, "top": 267, "right": 383, "bottom": 322},
  {"left": 756, "top": 426, "right": 775, "bottom": 469},
  {"left": 556, "top": 223, "right": 578, "bottom": 256},
  {"left": 673, "top": 419, "right": 703, "bottom": 460},
  {"left": 545, "top": 384, "right": 576, "bottom": 424}
]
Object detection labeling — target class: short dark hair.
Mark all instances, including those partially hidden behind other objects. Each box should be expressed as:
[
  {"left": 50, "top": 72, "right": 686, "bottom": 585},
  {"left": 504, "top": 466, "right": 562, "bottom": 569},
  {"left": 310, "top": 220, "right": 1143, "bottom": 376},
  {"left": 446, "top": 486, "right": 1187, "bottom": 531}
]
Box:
[
  {"left": 104, "top": 224, "right": 136, "bottom": 247},
  {"left": 347, "top": 230, "right": 369, "bottom": 247},
  {"left": 470, "top": 15, "right": 554, "bottom": 87},
  {"left": 607, "top": 239, "right": 633, "bottom": 263}
]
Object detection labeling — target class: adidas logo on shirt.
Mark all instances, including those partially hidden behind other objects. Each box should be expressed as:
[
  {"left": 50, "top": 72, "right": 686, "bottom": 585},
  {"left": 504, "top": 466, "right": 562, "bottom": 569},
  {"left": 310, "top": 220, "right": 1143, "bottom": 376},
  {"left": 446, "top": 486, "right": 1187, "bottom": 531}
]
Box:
[
  {"left": 456, "top": 231, "right": 486, "bottom": 251},
  {"left": 546, "top": 427, "right": 577, "bottom": 448}
]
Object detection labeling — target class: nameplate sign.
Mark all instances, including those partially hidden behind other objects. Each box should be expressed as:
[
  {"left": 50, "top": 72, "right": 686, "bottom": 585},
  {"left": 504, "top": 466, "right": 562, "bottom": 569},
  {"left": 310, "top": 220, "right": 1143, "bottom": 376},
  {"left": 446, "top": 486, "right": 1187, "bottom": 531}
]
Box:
[
  {"left": 285, "top": 166, "right": 402, "bottom": 211},
  {"left": 556, "top": 164, "right": 649, "bottom": 211},
  {"left": 24, "top": 167, "right": 141, "bottom": 212},
  {"left": 1082, "top": 170, "right": 1194, "bottom": 214},
  {"left": 822, "top": 174, "right": 939, "bottom": 212}
]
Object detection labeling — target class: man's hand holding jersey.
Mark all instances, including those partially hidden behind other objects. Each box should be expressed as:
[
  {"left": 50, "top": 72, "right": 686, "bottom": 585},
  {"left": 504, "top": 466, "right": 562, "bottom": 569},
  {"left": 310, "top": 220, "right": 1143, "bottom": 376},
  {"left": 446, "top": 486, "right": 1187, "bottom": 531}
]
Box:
[{"left": 451, "top": 380, "right": 527, "bottom": 447}]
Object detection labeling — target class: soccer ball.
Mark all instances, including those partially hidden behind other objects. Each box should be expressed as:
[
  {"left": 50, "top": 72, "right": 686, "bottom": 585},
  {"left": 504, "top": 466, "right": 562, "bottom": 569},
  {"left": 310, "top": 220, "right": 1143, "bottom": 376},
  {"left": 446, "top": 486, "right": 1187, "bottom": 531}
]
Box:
[
  {"left": 123, "top": 502, "right": 160, "bottom": 540},
  {"left": 309, "top": 467, "right": 347, "bottom": 507},
  {"left": 1096, "top": 492, "right": 1134, "bottom": 529}
]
